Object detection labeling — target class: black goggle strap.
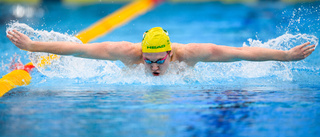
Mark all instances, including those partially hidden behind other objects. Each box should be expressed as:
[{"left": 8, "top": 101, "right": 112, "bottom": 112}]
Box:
[
  {"left": 142, "top": 30, "right": 148, "bottom": 40},
  {"left": 163, "top": 29, "right": 169, "bottom": 36}
]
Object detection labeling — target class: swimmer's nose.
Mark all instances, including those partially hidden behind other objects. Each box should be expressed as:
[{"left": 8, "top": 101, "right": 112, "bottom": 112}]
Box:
[{"left": 151, "top": 63, "right": 159, "bottom": 71}]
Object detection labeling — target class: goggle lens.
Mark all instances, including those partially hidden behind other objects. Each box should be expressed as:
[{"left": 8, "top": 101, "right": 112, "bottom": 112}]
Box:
[{"left": 143, "top": 53, "right": 168, "bottom": 64}]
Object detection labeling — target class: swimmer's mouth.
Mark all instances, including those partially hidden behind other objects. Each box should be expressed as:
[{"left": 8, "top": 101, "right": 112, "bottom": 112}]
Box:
[{"left": 152, "top": 72, "right": 160, "bottom": 76}]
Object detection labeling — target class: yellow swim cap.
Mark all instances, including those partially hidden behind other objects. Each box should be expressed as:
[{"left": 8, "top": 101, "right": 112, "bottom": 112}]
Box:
[{"left": 142, "top": 27, "right": 171, "bottom": 53}]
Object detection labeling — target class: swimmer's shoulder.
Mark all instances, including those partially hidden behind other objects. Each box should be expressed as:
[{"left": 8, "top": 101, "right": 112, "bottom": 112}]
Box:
[
  {"left": 123, "top": 42, "right": 142, "bottom": 59},
  {"left": 100, "top": 41, "right": 141, "bottom": 52},
  {"left": 171, "top": 43, "right": 193, "bottom": 65},
  {"left": 123, "top": 42, "right": 143, "bottom": 65},
  {"left": 99, "top": 41, "right": 143, "bottom": 65},
  {"left": 172, "top": 43, "right": 203, "bottom": 66}
]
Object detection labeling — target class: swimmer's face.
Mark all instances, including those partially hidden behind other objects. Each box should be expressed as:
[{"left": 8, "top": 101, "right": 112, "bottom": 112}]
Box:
[{"left": 142, "top": 51, "right": 172, "bottom": 76}]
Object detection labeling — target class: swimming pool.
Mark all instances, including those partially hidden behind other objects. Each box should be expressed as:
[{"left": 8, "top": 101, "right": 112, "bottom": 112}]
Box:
[{"left": 1, "top": 1, "right": 320, "bottom": 136}]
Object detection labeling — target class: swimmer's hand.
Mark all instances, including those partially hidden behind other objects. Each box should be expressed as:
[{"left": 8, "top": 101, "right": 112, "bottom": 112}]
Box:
[
  {"left": 7, "top": 30, "right": 34, "bottom": 51},
  {"left": 286, "top": 42, "right": 316, "bottom": 61}
]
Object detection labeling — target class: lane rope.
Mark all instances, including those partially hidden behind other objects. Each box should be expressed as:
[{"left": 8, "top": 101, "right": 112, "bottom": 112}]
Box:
[{"left": 0, "top": 0, "right": 162, "bottom": 97}]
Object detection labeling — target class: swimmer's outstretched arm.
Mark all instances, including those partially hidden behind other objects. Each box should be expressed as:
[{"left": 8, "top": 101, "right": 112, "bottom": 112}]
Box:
[
  {"left": 181, "top": 42, "right": 315, "bottom": 63},
  {"left": 7, "top": 30, "right": 141, "bottom": 62}
]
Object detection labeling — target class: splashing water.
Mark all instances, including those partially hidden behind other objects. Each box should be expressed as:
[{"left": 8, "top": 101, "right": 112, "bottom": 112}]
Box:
[
  {"left": 6, "top": 22, "right": 318, "bottom": 85},
  {"left": 278, "top": 4, "right": 320, "bottom": 35}
]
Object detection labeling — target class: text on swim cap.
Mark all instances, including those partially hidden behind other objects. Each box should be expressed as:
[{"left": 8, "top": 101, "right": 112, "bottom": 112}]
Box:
[{"left": 147, "top": 45, "right": 165, "bottom": 49}]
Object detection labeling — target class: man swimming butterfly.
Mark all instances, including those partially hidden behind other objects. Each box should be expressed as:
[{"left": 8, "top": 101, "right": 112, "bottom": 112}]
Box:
[{"left": 7, "top": 27, "right": 315, "bottom": 76}]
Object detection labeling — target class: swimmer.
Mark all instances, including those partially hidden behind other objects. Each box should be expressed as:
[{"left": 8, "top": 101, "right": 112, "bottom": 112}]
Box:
[{"left": 7, "top": 27, "right": 316, "bottom": 76}]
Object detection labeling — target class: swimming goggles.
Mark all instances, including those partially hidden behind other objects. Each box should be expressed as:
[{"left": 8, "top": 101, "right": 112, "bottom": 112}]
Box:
[{"left": 143, "top": 53, "right": 168, "bottom": 64}]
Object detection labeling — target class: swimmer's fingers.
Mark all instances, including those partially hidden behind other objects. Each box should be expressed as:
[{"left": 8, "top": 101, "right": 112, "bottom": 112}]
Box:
[
  {"left": 287, "top": 42, "right": 315, "bottom": 61},
  {"left": 12, "top": 30, "right": 21, "bottom": 35},
  {"left": 7, "top": 30, "right": 33, "bottom": 51},
  {"left": 6, "top": 33, "right": 18, "bottom": 44},
  {"left": 12, "top": 30, "right": 25, "bottom": 37},
  {"left": 297, "top": 42, "right": 311, "bottom": 49},
  {"left": 7, "top": 31, "right": 21, "bottom": 44},
  {"left": 304, "top": 50, "right": 314, "bottom": 58},
  {"left": 303, "top": 45, "right": 315, "bottom": 57},
  {"left": 8, "top": 30, "right": 20, "bottom": 39},
  {"left": 302, "top": 44, "right": 316, "bottom": 52}
]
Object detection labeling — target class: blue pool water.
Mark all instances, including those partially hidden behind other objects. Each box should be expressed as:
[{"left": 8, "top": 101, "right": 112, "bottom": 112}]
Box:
[{"left": 1, "top": 1, "right": 320, "bottom": 136}]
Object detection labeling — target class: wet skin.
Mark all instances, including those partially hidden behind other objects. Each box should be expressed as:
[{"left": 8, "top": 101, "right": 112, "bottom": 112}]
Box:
[{"left": 142, "top": 52, "right": 172, "bottom": 76}]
